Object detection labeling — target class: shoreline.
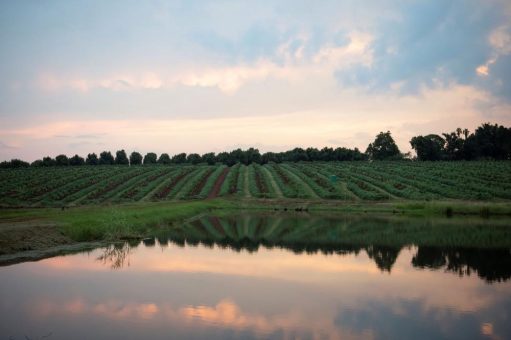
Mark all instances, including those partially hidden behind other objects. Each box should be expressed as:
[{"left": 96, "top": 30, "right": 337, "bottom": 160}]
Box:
[{"left": 1, "top": 199, "right": 511, "bottom": 264}]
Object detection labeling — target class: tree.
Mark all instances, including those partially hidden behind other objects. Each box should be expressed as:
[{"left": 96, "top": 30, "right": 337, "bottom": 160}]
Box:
[
  {"left": 55, "top": 154, "right": 69, "bottom": 166},
  {"left": 158, "top": 153, "right": 171, "bottom": 165},
  {"left": 229, "top": 149, "right": 245, "bottom": 165},
  {"left": 216, "top": 152, "right": 230, "bottom": 165},
  {"left": 366, "top": 131, "right": 402, "bottom": 160},
  {"left": 129, "top": 151, "right": 143, "bottom": 165},
  {"left": 172, "top": 153, "right": 187, "bottom": 164},
  {"left": 246, "top": 148, "right": 261, "bottom": 164},
  {"left": 261, "top": 152, "right": 280, "bottom": 164},
  {"left": 442, "top": 128, "right": 470, "bottom": 160},
  {"left": 86, "top": 153, "right": 99, "bottom": 165},
  {"left": 31, "top": 159, "right": 43, "bottom": 167},
  {"left": 69, "top": 154, "right": 85, "bottom": 166},
  {"left": 143, "top": 152, "right": 158, "bottom": 165},
  {"left": 201, "top": 152, "right": 216, "bottom": 165},
  {"left": 0, "top": 159, "right": 29, "bottom": 168},
  {"left": 306, "top": 147, "right": 321, "bottom": 161},
  {"left": 186, "top": 153, "right": 201, "bottom": 165},
  {"left": 410, "top": 134, "right": 445, "bottom": 161},
  {"left": 99, "top": 151, "right": 114, "bottom": 165},
  {"left": 115, "top": 150, "right": 129, "bottom": 165},
  {"left": 473, "top": 123, "right": 511, "bottom": 160},
  {"left": 42, "top": 156, "right": 56, "bottom": 167}
]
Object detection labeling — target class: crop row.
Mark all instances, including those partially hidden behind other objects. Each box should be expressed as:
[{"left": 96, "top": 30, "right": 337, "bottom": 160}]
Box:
[{"left": 1, "top": 161, "right": 510, "bottom": 206}]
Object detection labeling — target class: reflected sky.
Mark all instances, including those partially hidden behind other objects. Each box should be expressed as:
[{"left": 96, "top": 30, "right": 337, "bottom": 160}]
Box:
[
  {"left": 0, "top": 243, "right": 511, "bottom": 339},
  {"left": 1, "top": 238, "right": 510, "bottom": 339}
]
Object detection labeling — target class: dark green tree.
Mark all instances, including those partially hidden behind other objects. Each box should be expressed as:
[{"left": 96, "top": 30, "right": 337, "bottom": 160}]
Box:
[
  {"left": 69, "top": 154, "right": 85, "bottom": 166},
  {"left": 186, "top": 153, "right": 202, "bottom": 164},
  {"left": 86, "top": 153, "right": 99, "bottom": 165},
  {"left": 410, "top": 134, "right": 445, "bottom": 161},
  {"left": 201, "top": 152, "right": 216, "bottom": 165},
  {"left": 442, "top": 128, "right": 470, "bottom": 160},
  {"left": 366, "top": 131, "right": 402, "bottom": 160},
  {"left": 115, "top": 150, "right": 129, "bottom": 165},
  {"left": 42, "top": 156, "right": 56, "bottom": 166},
  {"left": 129, "top": 151, "right": 143, "bottom": 165},
  {"left": 0, "top": 159, "right": 30, "bottom": 168},
  {"left": 246, "top": 148, "right": 261, "bottom": 164},
  {"left": 157, "top": 153, "right": 171, "bottom": 165},
  {"left": 99, "top": 151, "right": 114, "bottom": 165},
  {"left": 171, "top": 153, "right": 187, "bottom": 164},
  {"left": 55, "top": 154, "right": 69, "bottom": 166},
  {"left": 474, "top": 123, "right": 511, "bottom": 160},
  {"left": 31, "top": 159, "right": 43, "bottom": 167},
  {"left": 143, "top": 152, "right": 158, "bottom": 165}
]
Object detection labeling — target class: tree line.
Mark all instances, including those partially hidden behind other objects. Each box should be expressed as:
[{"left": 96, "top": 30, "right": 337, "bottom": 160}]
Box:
[{"left": 1, "top": 122, "right": 510, "bottom": 168}]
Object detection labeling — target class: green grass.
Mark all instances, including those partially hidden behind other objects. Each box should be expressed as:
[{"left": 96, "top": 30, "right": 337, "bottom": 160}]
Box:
[{"left": 51, "top": 199, "right": 238, "bottom": 241}]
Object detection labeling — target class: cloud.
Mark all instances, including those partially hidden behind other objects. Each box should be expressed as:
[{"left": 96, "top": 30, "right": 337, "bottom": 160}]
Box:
[
  {"left": 335, "top": 0, "right": 511, "bottom": 100},
  {"left": 0, "top": 141, "right": 19, "bottom": 150},
  {"left": 30, "top": 31, "right": 373, "bottom": 95}
]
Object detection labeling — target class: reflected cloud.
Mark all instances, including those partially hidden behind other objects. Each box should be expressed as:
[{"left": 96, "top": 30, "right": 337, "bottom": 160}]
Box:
[{"left": 335, "top": 297, "right": 511, "bottom": 340}]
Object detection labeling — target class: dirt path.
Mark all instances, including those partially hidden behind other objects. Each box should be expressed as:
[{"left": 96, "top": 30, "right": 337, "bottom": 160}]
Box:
[
  {"left": 261, "top": 166, "right": 283, "bottom": 198},
  {"left": 208, "top": 167, "right": 230, "bottom": 199}
]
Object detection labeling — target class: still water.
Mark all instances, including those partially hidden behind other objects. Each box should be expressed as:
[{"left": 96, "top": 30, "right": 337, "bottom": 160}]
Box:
[{"left": 1, "top": 213, "right": 511, "bottom": 339}]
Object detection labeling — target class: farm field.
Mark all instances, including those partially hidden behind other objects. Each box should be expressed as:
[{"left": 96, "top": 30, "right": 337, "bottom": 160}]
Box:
[{"left": 1, "top": 161, "right": 510, "bottom": 207}]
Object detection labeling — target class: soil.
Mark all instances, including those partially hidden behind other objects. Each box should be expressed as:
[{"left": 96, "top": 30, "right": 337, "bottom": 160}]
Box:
[
  {"left": 208, "top": 168, "right": 230, "bottom": 199},
  {"left": 0, "top": 220, "right": 73, "bottom": 255}
]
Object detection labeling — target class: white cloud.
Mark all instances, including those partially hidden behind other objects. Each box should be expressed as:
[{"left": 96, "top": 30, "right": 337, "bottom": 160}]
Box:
[
  {"left": 476, "top": 25, "right": 511, "bottom": 77},
  {"left": 33, "top": 31, "right": 374, "bottom": 95}
]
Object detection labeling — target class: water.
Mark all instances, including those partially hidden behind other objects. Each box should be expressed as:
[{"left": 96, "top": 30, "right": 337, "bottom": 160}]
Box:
[{"left": 1, "top": 213, "right": 511, "bottom": 339}]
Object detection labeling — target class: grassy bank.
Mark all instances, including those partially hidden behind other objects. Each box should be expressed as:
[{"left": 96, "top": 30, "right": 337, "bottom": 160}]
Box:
[{"left": 2, "top": 198, "right": 511, "bottom": 243}]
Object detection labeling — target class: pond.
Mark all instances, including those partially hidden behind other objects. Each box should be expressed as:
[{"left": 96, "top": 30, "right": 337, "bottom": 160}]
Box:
[{"left": 1, "top": 212, "right": 511, "bottom": 339}]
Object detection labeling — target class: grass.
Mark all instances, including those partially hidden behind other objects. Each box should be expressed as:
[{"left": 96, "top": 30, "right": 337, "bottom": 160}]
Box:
[{"left": 2, "top": 198, "right": 511, "bottom": 243}]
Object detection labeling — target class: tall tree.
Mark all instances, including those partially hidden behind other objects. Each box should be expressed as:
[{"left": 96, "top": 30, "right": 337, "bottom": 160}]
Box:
[
  {"left": 366, "top": 131, "right": 402, "bottom": 160},
  {"left": 69, "top": 154, "right": 85, "bottom": 166},
  {"left": 129, "top": 151, "right": 143, "bottom": 165},
  {"left": 143, "top": 152, "right": 158, "bottom": 165},
  {"left": 186, "top": 153, "right": 201, "bottom": 165},
  {"left": 115, "top": 150, "right": 129, "bottom": 165},
  {"left": 99, "top": 151, "right": 114, "bottom": 165},
  {"left": 55, "top": 154, "right": 69, "bottom": 166},
  {"left": 31, "top": 159, "right": 43, "bottom": 167},
  {"left": 0, "top": 159, "right": 29, "bottom": 168},
  {"left": 474, "top": 123, "right": 511, "bottom": 160},
  {"left": 42, "top": 156, "right": 56, "bottom": 167},
  {"left": 171, "top": 153, "right": 187, "bottom": 164},
  {"left": 201, "top": 152, "right": 216, "bottom": 165},
  {"left": 157, "top": 153, "right": 171, "bottom": 165},
  {"left": 86, "top": 153, "right": 99, "bottom": 165},
  {"left": 410, "top": 134, "right": 445, "bottom": 161}
]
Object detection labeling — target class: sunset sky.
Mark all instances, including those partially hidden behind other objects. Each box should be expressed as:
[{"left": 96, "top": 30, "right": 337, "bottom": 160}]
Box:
[{"left": 1, "top": 0, "right": 510, "bottom": 161}]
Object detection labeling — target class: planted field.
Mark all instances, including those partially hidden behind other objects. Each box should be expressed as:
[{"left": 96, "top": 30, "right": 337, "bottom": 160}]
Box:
[{"left": 0, "top": 161, "right": 510, "bottom": 207}]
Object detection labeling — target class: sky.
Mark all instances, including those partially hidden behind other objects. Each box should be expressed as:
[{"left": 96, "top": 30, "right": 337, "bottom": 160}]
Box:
[{"left": 0, "top": 0, "right": 510, "bottom": 161}]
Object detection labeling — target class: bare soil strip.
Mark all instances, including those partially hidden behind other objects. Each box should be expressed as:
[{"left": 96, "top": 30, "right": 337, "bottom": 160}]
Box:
[{"left": 208, "top": 167, "right": 230, "bottom": 199}]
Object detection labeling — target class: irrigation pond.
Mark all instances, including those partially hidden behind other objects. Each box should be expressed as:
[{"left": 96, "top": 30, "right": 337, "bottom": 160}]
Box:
[{"left": 1, "top": 212, "right": 511, "bottom": 339}]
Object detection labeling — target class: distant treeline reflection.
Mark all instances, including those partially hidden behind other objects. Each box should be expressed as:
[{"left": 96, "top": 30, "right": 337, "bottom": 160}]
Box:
[{"left": 107, "top": 214, "right": 511, "bottom": 283}]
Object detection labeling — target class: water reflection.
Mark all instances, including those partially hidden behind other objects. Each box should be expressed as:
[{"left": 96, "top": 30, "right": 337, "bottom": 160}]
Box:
[
  {"left": 2, "top": 213, "right": 511, "bottom": 340},
  {"left": 138, "top": 213, "right": 511, "bottom": 283},
  {"left": 96, "top": 243, "right": 133, "bottom": 269}
]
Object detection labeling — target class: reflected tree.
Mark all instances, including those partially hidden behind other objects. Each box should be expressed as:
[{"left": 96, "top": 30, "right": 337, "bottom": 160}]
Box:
[{"left": 97, "top": 243, "right": 133, "bottom": 269}]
